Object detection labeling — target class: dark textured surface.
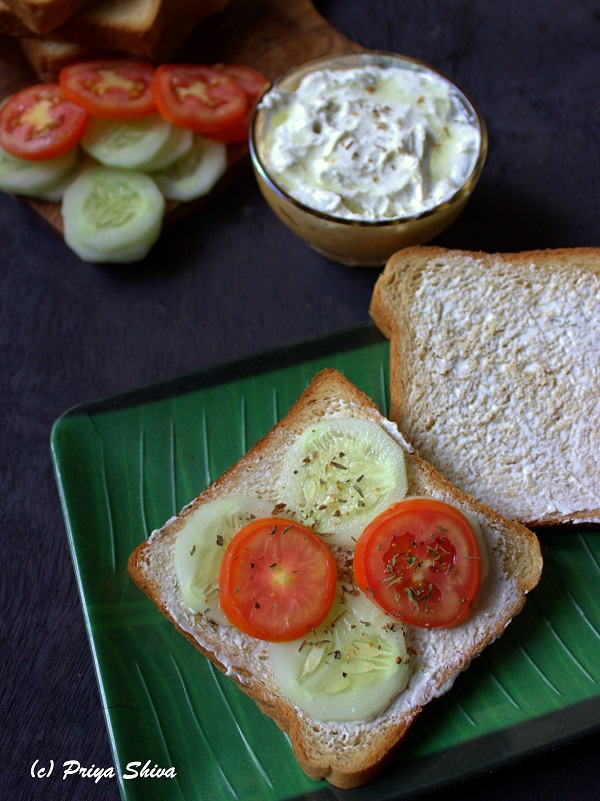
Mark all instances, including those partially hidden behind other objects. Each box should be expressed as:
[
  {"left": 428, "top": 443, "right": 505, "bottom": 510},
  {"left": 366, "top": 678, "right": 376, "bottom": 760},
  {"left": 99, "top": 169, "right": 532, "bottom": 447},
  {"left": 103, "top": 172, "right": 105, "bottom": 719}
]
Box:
[{"left": 1, "top": 1, "right": 598, "bottom": 799}]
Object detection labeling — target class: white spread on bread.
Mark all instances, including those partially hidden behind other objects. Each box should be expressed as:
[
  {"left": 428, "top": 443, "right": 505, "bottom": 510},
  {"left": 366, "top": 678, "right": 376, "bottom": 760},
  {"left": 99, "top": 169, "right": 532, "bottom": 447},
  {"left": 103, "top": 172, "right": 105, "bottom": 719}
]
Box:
[
  {"left": 145, "top": 416, "right": 509, "bottom": 729},
  {"left": 145, "top": 507, "right": 520, "bottom": 736},
  {"left": 129, "top": 369, "right": 542, "bottom": 787},
  {"left": 258, "top": 64, "right": 481, "bottom": 221},
  {"left": 385, "top": 253, "right": 600, "bottom": 522}
]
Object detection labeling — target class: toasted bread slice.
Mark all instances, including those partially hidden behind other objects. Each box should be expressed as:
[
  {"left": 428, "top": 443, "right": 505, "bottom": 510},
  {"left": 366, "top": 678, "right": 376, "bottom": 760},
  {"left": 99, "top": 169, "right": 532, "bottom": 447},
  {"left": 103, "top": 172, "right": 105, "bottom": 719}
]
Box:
[
  {"left": 3, "top": 0, "right": 99, "bottom": 34},
  {"left": 14, "top": 0, "right": 231, "bottom": 80},
  {"left": 370, "top": 246, "right": 600, "bottom": 527},
  {"left": 0, "top": 0, "right": 30, "bottom": 35},
  {"left": 53, "top": 0, "right": 230, "bottom": 58},
  {"left": 19, "top": 35, "right": 103, "bottom": 80},
  {"left": 128, "top": 368, "right": 542, "bottom": 789}
]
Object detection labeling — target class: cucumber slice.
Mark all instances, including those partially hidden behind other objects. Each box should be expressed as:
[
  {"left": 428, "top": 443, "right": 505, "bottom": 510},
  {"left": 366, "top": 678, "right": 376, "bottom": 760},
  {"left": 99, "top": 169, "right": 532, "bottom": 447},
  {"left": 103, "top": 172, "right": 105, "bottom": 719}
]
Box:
[
  {"left": 269, "top": 584, "right": 410, "bottom": 722},
  {"left": 81, "top": 113, "right": 174, "bottom": 170},
  {"left": 33, "top": 161, "right": 81, "bottom": 202},
  {"left": 0, "top": 143, "right": 78, "bottom": 197},
  {"left": 464, "top": 509, "right": 489, "bottom": 580},
  {"left": 277, "top": 418, "right": 408, "bottom": 547},
  {"left": 174, "top": 495, "right": 274, "bottom": 625},
  {"left": 151, "top": 135, "right": 227, "bottom": 201},
  {"left": 61, "top": 165, "right": 165, "bottom": 263},
  {"left": 141, "top": 124, "right": 193, "bottom": 172}
]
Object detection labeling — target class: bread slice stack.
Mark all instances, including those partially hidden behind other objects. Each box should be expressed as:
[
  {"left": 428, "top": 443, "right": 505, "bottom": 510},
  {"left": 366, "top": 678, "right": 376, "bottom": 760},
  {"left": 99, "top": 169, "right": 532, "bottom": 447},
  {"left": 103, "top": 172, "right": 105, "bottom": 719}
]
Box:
[
  {"left": 370, "top": 246, "right": 600, "bottom": 528},
  {"left": 1, "top": 0, "right": 98, "bottom": 33},
  {"left": 128, "top": 368, "right": 542, "bottom": 788},
  {"left": 1, "top": 0, "right": 232, "bottom": 81}
]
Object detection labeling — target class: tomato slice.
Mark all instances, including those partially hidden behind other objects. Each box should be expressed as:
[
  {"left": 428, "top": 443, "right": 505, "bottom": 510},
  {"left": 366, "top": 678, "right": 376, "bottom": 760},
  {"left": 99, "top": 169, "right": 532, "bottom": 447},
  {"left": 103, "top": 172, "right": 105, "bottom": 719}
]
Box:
[
  {"left": 207, "top": 64, "right": 269, "bottom": 144},
  {"left": 0, "top": 84, "right": 88, "bottom": 161},
  {"left": 219, "top": 517, "right": 337, "bottom": 642},
  {"left": 353, "top": 498, "right": 482, "bottom": 629},
  {"left": 59, "top": 59, "right": 156, "bottom": 119},
  {"left": 152, "top": 64, "right": 247, "bottom": 134},
  {"left": 214, "top": 64, "right": 270, "bottom": 103}
]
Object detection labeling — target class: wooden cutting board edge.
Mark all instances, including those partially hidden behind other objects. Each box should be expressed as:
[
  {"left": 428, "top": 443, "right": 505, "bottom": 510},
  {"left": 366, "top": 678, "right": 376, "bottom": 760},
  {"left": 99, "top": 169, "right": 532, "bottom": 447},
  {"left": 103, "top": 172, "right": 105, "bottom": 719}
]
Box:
[{"left": 0, "top": 0, "right": 361, "bottom": 238}]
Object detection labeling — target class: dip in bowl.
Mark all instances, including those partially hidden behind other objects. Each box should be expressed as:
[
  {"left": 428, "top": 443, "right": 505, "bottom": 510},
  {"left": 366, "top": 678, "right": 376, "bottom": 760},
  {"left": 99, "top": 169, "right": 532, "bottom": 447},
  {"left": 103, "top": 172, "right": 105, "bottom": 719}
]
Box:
[{"left": 250, "top": 51, "right": 487, "bottom": 266}]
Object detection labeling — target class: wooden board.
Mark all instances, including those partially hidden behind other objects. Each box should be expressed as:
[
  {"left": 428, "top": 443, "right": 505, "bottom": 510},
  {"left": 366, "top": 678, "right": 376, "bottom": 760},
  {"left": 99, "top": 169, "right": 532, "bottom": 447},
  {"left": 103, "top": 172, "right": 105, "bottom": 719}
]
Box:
[{"left": 0, "top": 0, "right": 360, "bottom": 236}]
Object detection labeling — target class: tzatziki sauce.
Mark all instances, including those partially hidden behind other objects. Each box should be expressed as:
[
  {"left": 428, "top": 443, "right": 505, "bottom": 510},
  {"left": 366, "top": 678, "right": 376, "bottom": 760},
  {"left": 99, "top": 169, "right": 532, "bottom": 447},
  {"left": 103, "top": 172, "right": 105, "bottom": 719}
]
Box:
[{"left": 258, "top": 64, "right": 482, "bottom": 222}]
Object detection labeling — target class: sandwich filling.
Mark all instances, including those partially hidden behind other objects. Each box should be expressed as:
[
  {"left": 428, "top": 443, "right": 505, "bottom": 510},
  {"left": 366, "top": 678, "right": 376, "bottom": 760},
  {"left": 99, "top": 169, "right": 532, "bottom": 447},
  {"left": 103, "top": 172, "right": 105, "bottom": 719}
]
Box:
[{"left": 172, "top": 416, "right": 492, "bottom": 723}]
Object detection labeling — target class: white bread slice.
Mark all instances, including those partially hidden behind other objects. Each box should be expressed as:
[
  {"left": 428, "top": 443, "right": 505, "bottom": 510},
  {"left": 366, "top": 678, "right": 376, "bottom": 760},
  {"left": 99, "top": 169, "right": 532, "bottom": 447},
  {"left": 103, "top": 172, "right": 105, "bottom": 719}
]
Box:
[
  {"left": 128, "top": 368, "right": 542, "bottom": 789},
  {"left": 370, "top": 246, "right": 600, "bottom": 527}
]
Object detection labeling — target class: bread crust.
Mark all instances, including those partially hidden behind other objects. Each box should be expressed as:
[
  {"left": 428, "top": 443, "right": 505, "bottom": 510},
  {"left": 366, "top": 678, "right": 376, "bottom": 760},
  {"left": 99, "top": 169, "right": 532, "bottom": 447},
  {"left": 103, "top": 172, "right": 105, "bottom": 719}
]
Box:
[
  {"left": 3, "top": 0, "right": 99, "bottom": 34},
  {"left": 370, "top": 246, "right": 600, "bottom": 527},
  {"left": 128, "top": 368, "right": 542, "bottom": 788},
  {"left": 8, "top": 0, "right": 232, "bottom": 79},
  {"left": 51, "top": 0, "right": 230, "bottom": 59},
  {"left": 0, "top": 0, "right": 30, "bottom": 35}
]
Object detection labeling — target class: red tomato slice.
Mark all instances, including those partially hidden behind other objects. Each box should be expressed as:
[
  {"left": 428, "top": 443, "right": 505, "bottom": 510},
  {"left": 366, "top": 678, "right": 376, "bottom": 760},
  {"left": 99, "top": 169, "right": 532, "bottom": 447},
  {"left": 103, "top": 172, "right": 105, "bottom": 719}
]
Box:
[
  {"left": 219, "top": 518, "right": 337, "bottom": 642},
  {"left": 214, "top": 64, "right": 269, "bottom": 105},
  {"left": 59, "top": 59, "right": 156, "bottom": 119},
  {"left": 152, "top": 64, "right": 247, "bottom": 134},
  {"left": 354, "top": 498, "right": 482, "bottom": 629},
  {"left": 0, "top": 83, "right": 88, "bottom": 161},
  {"left": 208, "top": 64, "right": 269, "bottom": 143}
]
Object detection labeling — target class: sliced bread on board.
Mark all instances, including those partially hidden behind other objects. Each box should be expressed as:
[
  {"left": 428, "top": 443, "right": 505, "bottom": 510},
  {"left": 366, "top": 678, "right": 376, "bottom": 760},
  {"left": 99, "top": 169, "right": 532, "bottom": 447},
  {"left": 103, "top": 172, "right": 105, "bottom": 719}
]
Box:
[
  {"left": 370, "top": 246, "right": 600, "bottom": 527},
  {"left": 128, "top": 368, "right": 542, "bottom": 788},
  {"left": 8, "top": 0, "right": 231, "bottom": 80},
  {"left": 2, "top": 0, "right": 98, "bottom": 34}
]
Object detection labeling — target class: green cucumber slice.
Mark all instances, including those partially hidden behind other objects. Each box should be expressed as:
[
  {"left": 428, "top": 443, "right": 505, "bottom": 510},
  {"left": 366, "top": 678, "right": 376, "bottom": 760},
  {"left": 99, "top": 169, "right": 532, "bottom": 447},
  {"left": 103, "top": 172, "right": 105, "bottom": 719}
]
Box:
[
  {"left": 464, "top": 509, "right": 489, "bottom": 580},
  {"left": 81, "top": 114, "right": 174, "bottom": 170},
  {"left": 150, "top": 135, "right": 227, "bottom": 201},
  {"left": 174, "top": 495, "right": 274, "bottom": 625},
  {"left": 0, "top": 143, "right": 78, "bottom": 197},
  {"left": 34, "top": 162, "right": 80, "bottom": 202},
  {"left": 141, "top": 124, "right": 194, "bottom": 172},
  {"left": 61, "top": 165, "right": 165, "bottom": 263},
  {"left": 277, "top": 418, "right": 408, "bottom": 547},
  {"left": 269, "top": 584, "right": 410, "bottom": 722}
]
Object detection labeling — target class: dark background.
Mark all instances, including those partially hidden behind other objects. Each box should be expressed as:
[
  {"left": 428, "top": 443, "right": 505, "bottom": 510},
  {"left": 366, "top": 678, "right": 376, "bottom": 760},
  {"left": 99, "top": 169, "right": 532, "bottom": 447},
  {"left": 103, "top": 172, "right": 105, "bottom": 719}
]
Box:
[{"left": 1, "top": 1, "right": 598, "bottom": 799}]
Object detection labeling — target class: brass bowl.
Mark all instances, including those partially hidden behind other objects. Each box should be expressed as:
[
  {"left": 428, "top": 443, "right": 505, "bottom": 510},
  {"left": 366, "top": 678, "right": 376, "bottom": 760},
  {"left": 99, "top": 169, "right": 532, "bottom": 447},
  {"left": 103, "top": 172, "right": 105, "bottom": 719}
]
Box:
[{"left": 250, "top": 51, "right": 488, "bottom": 267}]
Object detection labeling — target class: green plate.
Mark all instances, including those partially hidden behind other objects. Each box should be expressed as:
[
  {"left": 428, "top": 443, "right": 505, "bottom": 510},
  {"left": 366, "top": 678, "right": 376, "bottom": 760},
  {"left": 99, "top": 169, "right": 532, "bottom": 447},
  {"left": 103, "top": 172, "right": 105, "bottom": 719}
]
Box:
[{"left": 51, "top": 324, "right": 600, "bottom": 801}]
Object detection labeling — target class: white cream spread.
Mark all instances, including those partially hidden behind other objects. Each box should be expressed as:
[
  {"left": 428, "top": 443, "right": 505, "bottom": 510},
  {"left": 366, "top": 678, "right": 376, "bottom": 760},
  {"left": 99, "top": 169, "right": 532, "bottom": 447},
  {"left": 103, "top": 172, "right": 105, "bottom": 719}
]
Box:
[
  {"left": 403, "top": 258, "right": 600, "bottom": 521},
  {"left": 157, "top": 518, "right": 517, "bottom": 734},
  {"left": 258, "top": 64, "right": 481, "bottom": 221},
  {"left": 142, "top": 409, "right": 530, "bottom": 741}
]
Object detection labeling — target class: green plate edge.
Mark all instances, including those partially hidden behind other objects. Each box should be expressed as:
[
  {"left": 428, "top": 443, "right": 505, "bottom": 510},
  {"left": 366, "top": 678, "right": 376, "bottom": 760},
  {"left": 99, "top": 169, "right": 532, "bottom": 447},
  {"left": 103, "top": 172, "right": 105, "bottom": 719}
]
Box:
[{"left": 50, "top": 322, "right": 600, "bottom": 801}]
